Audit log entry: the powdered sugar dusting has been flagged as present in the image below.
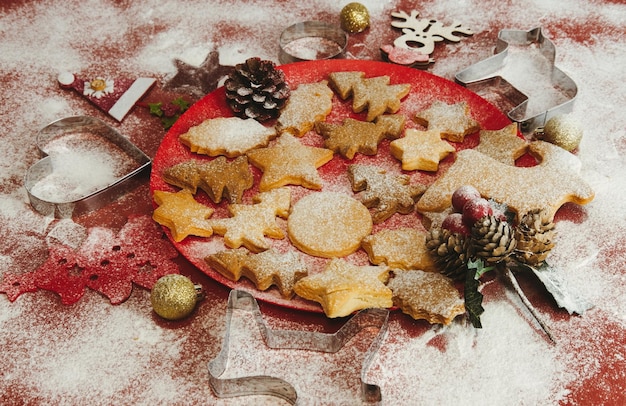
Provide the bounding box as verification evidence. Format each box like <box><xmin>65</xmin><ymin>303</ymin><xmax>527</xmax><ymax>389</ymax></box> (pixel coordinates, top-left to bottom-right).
<box><xmin>1</xmin><ymin>0</ymin><xmax>626</xmax><ymax>404</ymax></box>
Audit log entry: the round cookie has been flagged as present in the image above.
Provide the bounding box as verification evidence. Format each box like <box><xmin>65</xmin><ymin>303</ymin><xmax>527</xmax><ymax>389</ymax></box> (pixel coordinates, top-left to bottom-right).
<box><xmin>287</xmin><ymin>192</ymin><xmax>372</xmax><ymax>258</ymax></box>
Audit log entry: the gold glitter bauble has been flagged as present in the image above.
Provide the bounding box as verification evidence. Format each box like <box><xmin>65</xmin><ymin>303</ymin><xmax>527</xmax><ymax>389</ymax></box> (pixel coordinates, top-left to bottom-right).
<box><xmin>151</xmin><ymin>274</ymin><xmax>199</xmax><ymax>320</ymax></box>
<box><xmin>542</xmin><ymin>114</ymin><xmax>583</xmax><ymax>152</ymax></box>
<box><xmin>340</xmin><ymin>2</ymin><xmax>370</xmax><ymax>33</ymax></box>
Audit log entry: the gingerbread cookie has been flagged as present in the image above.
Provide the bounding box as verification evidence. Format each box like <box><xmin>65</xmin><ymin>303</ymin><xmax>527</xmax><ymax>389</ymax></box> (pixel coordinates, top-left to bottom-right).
<box><xmin>348</xmin><ymin>164</ymin><xmax>425</xmax><ymax>223</ymax></box>
<box><xmin>179</xmin><ymin>116</ymin><xmax>276</xmax><ymax>157</ymax></box>
<box><xmin>206</xmin><ymin>248</ymin><xmax>308</xmax><ymax>298</ymax></box>
<box><xmin>390</xmin><ymin>128</ymin><xmax>456</xmax><ymax>172</ymax></box>
<box><xmin>276</xmin><ymin>81</ymin><xmax>334</xmax><ymax>136</ymax></box>
<box><xmin>387</xmin><ymin>270</ymin><xmax>465</xmax><ymax>325</ymax></box>
<box><xmin>287</xmin><ymin>192</ymin><xmax>372</xmax><ymax>258</ymax></box>
<box><xmin>152</xmin><ymin>189</ymin><xmax>214</xmax><ymax>242</ymax></box>
<box><xmin>293</xmin><ymin>258</ymin><xmax>392</xmax><ymax>318</ymax></box>
<box><xmin>328</xmin><ymin>71</ymin><xmax>411</xmax><ymax>121</ymax></box>
<box><xmin>246</xmin><ymin>133</ymin><xmax>334</xmax><ymax>191</ymax></box>
<box><xmin>361</xmin><ymin>228</ymin><xmax>436</xmax><ymax>271</ymax></box>
<box><xmin>415</xmin><ymin>101</ymin><xmax>480</xmax><ymax>143</ymax></box>
<box><xmin>315</xmin><ymin>114</ymin><xmax>405</xmax><ymax>159</ymax></box>
<box><xmin>210</xmin><ymin>187</ymin><xmax>291</xmax><ymax>252</ymax></box>
<box><xmin>162</xmin><ymin>155</ymin><xmax>253</xmax><ymax>203</ymax></box>
<box><xmin>475</xmin><ymin>122</ymin><xmax>527</xmax><ymax>165</ymax></box>
<box><xmin>416</xmin><ymin>141</ymin><xmax>595</xmax><ymax>220</ymax></box>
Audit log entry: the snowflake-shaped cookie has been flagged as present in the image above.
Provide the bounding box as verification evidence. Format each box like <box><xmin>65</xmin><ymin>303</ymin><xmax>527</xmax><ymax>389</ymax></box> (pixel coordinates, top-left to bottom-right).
<box><xmin>415</xmin><ymin>101</ymin><xmax>480</xmax><ymax>142</ymax></box>
<box><xmin>347</xmin><ymin>164</ymin><xmax>425</xmax><ymax>223</ymax></box>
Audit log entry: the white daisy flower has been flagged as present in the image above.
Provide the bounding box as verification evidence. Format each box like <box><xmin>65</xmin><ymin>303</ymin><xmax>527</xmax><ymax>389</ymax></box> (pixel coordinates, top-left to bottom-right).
<box><xmin>83</xmin><ymin>77</ymin><xmax>114</xmax><ymax>99</ymax></box>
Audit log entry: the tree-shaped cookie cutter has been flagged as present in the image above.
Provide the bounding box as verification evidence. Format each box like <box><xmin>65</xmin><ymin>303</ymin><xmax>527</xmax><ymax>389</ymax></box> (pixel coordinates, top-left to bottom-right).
<box><xmin>208</xmin><ymin>289</ymin><xmax>389</xmax><ymax>404</ymax></box>
<box><xmin>455</xmin><ymin>27</ymin><xmax>578</xmax><ymax>135</ymax></box>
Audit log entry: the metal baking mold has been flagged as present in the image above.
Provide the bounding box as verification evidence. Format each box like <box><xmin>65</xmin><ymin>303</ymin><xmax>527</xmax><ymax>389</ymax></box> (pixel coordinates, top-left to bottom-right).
<box><xmin>455</xmin><ymin>27</ymin><xmax>578</xmax><ymax>135</ymax></box>
<box><xmin>24</xmin><ymin>116</ymin><xmax>151</xmax><ymax>218</ymax></box>
<box><xmin>208</xmin><ymin>289</ymin><xmax>389</xmax><ymax>404</ymax></box>
<box><xmin>279</xmin><ymin>21</ymin><xmax>348</xmax><ymax>64</ymax></box>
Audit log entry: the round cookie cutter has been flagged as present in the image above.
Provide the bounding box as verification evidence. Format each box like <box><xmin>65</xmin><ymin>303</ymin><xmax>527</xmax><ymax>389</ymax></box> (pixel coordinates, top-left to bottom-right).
<box><xmin>24</xmin><ymin>116</ymin><xmax>151</xmax><ymax>218</ymax></box>
<box><xmin>279</xmin><ymin>21</ymin><xmax>348</xmax><ymax>64</ymax></box>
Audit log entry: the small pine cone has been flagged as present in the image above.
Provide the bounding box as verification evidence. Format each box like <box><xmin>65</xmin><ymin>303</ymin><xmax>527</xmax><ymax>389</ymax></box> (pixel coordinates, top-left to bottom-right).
<box><xmin>514</xmin><ymin>209</ymin><xmax>557</xmax><ymax>266</ymax></box>
<box><xmin>224</xmin><ymin>57</ymin><xmax>290</xmax><ymax>121</ymax></box>
<box><xmin>471</xmin><ymin>215</ymin><xmax>517</xmax><ymax>264</ymax></box>
<box><xmin>425</xmin><ymin>228</ymin><xmax>471</xmax><ymax>281</ymax></box>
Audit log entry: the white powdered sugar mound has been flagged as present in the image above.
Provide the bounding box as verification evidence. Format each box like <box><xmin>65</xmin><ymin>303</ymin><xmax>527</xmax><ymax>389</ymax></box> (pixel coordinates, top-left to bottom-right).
<box><xmin>1</xmin><ymin>0</ymin><xmax>625</xmax><ymax>404</ymax></box>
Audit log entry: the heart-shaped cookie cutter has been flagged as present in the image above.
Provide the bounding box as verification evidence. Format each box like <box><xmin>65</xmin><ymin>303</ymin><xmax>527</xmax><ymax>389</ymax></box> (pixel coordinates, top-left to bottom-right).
<box><xmin>24</xmin><ymin>116</ymin><xmax>151</xmax><ymax>218</ymax></box>
<box><xmin>208</xmin><ymin>289</ymin><xmax>389</xmax><ymax>404</ymax></box>
<box><xmin>455</xmin><ymin>27</ymin><xmax>578</xmax><ymax>135</ymax></box>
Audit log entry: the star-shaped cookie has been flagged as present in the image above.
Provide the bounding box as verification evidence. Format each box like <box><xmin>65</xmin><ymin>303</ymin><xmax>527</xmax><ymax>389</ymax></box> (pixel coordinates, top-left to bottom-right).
<box><xmin>389</xmin><ymin>129</ymin><xmax>455</xmax><ymax>171</ymax></box>
<box><xmin>164</xmin><ymin>50</ymin><xmax>234</xmax><ymax>97</ymax></box>
<box><xmin>387</xmin><ymin>270</ymin><xmax>465</xmax><ymax>325</ymax></box>
<box><xmin>206</xmin><ymin>248</ymin><xmax>308</xmax><ymax>298</ymax></box>
<box><xmin>316</xmin><ymin>114</ymin><xmax>405</xmax><ymax>159</ymax></box>
<box><xmin>179</xmin><ymin>116</ymin><xmax>277</xmax><ymax>158</ymax></box>
<box><xmin>361</xmin><ymin>227</ymin><xmax>436</xmax><ymax>271</ymax></box>
<box><xmin>347</xmin><ymin>164</ymin><xmax>425</xmax><ymax>223</ymax></box>
<box><xmin>152</xmin><ymin>189</ymin><xmax>214</xmax><ymax>242</ymax></box>
<box><xmin>475</xmin><ymin>122</ymin><xmax>528</xmax><ymax>165</ymax></box>
<box><xmin>210</xmin><ymin>188</ymin><xmax>291</xmax><ymax>252</ymax></box>
<box><xmin>162</xmin><ymin>155</ymin><xmax>254</xmax><ymax>203</ymax></box>
<box><xmin>246</xmin><ymin>134</ymin><xmax>334</xmax><ymax>191</ymax></box>
<box><xmin>328</xmin><ymin>71</ymin><xmax>411</xmax><ymax>121</ymax></box>
<box><xmin>415</xmin><ymin>101</ymin><xmax>480</xmax><ymax>142</ymax></box>
<box><xmin>294</xmin><ymin>258</ymin><xmax>392</xmax><ymax>318</ymax></box>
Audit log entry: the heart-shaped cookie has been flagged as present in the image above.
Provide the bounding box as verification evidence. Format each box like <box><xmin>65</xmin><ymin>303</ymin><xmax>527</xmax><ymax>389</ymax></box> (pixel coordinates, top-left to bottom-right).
<box><xmin>24</xmin><ymin>116</ymin><xmax>151</xmax><ymax>218</ymax></box>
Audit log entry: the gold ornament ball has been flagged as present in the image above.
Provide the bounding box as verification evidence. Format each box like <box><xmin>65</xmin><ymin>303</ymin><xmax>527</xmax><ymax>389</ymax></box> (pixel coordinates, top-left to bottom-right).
<box><xmin>542</xmin><ymin>114</ymin><xmax>583</xmax><ymax>152</ymax></box>
<box><xmin>340</xmin><ymin>2</ymin><xmax>370</xmax><ymax>33</ymax></box>
<box><xmin>151</xmin><ymin>274</ymin><xmax>199</xmax><ymax>320</ymax></box>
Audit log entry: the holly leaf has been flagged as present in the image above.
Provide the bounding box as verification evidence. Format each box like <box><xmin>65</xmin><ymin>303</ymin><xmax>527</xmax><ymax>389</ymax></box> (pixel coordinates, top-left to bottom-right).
<box><xmin>464</xmin><ymin>265</ymin><xmax>484</xmax><ymax>328</ymax></box>
<box><xmin>148</xmin><ymin>102</ymin><xmax>164</xmax><ymax>117</ymax></box>
<box><xmin>172</xmin><ymin>97</ymin><xmax>190</xmax><ymax>112</ymax></box>
<box><xmin>161</xmin><ymin>116</ymin><xmax>179</xmax><ymax>130</ymax></box>
<box><xmin>514</xmin><ymin>260</ymin><xmax>594</xmax><ymax>315</ymax></box>
<box><xmin>468</xmin><ymin>257</ymin><xmax>494</xmax><ymax>279</ymax></box>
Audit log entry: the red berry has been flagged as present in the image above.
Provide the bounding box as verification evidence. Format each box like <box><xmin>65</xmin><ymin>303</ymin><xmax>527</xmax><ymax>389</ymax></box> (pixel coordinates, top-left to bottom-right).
<box><xmin>441</xmin><ymin>212</ymin><xmax>470</xmax><ymax>235</ymax></box>
<box><xmin>451</xmin><ymin>185</ymin><xmax>481</xmax><ymax>212</ymax></box>
<box><xmin>462</xmin><ymin>198</ymin><xmax>493</xmax><ymax>227</ymax></box>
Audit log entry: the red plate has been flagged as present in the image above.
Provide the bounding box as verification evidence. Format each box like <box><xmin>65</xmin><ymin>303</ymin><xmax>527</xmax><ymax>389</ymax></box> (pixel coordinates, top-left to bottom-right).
<box><xmin>150</xmin><ymin>59</ymin><xmax>512</xmax><ymax>312</ymax></box>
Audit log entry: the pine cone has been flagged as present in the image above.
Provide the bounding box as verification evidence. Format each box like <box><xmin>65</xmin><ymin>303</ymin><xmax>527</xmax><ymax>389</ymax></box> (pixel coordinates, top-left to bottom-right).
<box><xmin>426</xmin><ymin>228</ymin><xmax>471</xmax><ymax>281</ymax></box>
<box><xmin>514</xmin><ymin>209</ymin><xmax>557</xmax><ymax>266</ymax></box>
<box><xmin>224</xmin><ymin>57</ymin><xmax>290</xmax><ymax>122</ymax></box>
<box><xmin>470</xmin><ymin>215</ymin><xmax>516</xmax><ymax>264</ymax></box>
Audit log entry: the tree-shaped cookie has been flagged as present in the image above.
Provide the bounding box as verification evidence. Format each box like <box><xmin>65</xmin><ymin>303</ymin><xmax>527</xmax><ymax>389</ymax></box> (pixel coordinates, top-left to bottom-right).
<box><xmin>152</xmin><ymin>189</ymin><xmax>214</xmax><ymax>242</ymax></box>
<box><xmin>293</xmin><ymin>258</ymin><xmax>392</xmax><ymax>318</ymax></box>
<box><xmin>206</xmin><ymin>248</ymin><xmax>308</xmax><ymax>298</ymax></box>
<box><xmin>347</xmin><ymin>164</ymin><xmax>425</xmax><ymax>223</ymax></box>
<box><xmin>328</xmin><ymin>71</ymin><xmax>411</xmax><ymax>121</ymax></box>
<box><xmin>162</xmin><ymin>155</ymin><xmax>254</xmax><ymax>203</ymax></box>
<box><xmin>415</xmin><ymin>101</ymin><xmax>480</xmax><ymax>142</ymax></box>
<box><xmin>361</xmin><ymin>227</ymin><xmax>436</xmax><ymax>271</ymax></box>
<box><xmin>316</xmin><ymin>114</ymin><xmax>405</xmax><ymax>159</ymax></box>
<box><xmin>389</xmin><ymin>128</ymin><xmax>455</xmax><ymax>171</ymax></box>
<box><xmin>246</xmin><ymin>133</ymin><xmax>333</xmax><ymax>191</ymax></box>
<box><xmin>210</xmin><ymin>187</ymin><xmax>291</xmax><ymax>252</ymax></box>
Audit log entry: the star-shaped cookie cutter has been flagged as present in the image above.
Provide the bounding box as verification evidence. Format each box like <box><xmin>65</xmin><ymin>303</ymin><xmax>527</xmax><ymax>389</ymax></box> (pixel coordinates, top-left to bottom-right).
<box><xmin>208</xmin><ymin>289</ymin><xmax>389</xmax><ymax>404</ymax></box>
<box><xmin>455</xmin><ymin>27</ymin><xmax>577</xmax><ymax>135</ymax></box>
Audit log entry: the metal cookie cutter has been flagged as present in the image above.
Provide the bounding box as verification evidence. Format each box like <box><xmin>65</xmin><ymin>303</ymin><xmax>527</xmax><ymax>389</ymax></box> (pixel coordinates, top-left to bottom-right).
<box><xmin>455</xmin><ymin>27</ymin><xmax>578</xmax><ymax>135</ymax></box>
<box><xmin>279</xmin><ymin>21</ymin><xmax>348</xmax><ymax>64</ymax></box>
<box><xmin>24</xmin><ymin>116</ymin><xmax>151</xmax><ymax>218</ymax></box>
<box><xmin>208</xmin><ymin>290</ymin><xmax>389</xmax><ymax>404</ymax></box>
